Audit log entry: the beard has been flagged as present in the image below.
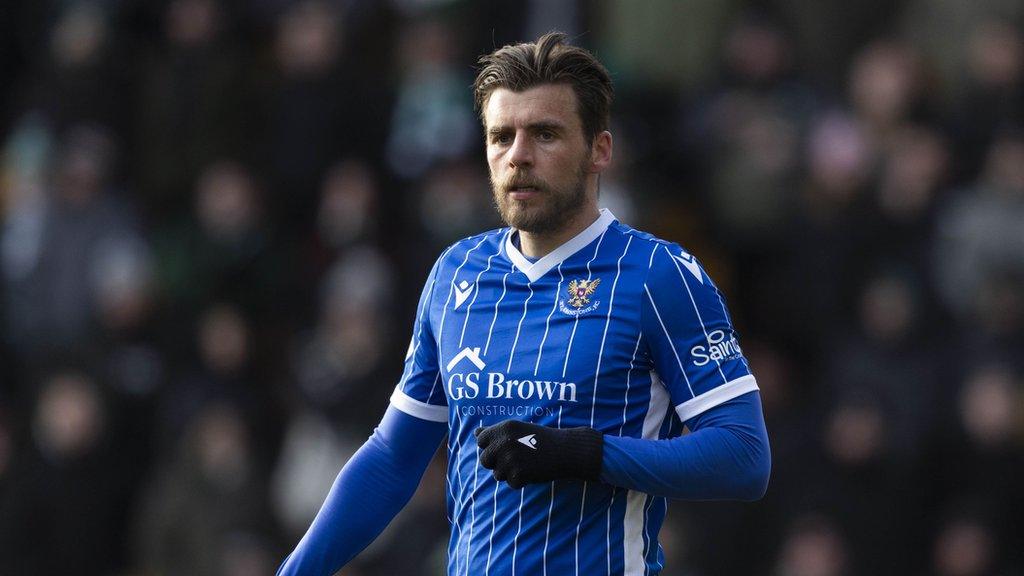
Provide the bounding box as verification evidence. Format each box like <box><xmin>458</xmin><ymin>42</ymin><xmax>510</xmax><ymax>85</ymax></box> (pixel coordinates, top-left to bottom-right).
<box><xmin>490</xmin><ymin>156</ymin><xmax>589</xmax><ymax>234</ymax></box>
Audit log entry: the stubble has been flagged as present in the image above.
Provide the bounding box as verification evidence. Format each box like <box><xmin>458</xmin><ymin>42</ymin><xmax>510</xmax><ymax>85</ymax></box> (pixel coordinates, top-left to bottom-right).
<box><xmin>491</xmin><ymin>155</ymin><xmax>590</xmax><ymax>234</ymax></box>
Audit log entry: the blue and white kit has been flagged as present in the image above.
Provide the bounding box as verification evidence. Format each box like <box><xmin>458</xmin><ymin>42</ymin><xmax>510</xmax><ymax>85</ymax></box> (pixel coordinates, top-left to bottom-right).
<box><xmin>394</xmin><ymin>209</ymin><xmax>759</xmax><ymax>575</ymax></box>
<box><xmin>277</xmin><ymin>209</ymin><xmax>769</xmax><ymax>576</ymax></box>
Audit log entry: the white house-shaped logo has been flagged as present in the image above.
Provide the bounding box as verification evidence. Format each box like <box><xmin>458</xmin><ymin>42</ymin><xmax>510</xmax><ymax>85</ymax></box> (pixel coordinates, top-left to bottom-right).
<box><xmin>446</xmin><ymin>347</ymin><xmax>486</xmax><ymax>372</ymax></box>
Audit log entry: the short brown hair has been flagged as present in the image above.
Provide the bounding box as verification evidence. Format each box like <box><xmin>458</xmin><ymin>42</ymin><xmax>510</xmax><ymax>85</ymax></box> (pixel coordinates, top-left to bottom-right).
<box><xmin>473</xmin><ymin>32</ymin><xmax>614</xmax><ymax>143</ymax></box>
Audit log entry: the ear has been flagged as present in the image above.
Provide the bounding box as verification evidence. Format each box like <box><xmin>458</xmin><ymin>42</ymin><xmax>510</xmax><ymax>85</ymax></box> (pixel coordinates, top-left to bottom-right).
<box><xmin>588</xmin><ymin>131</ymin><xmax>613</xmax><ymax>173</ymax></box>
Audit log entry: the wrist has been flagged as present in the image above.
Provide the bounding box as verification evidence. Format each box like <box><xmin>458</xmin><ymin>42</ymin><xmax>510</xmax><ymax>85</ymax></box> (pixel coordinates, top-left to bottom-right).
<box><xmin>558</xmin><ymin>426</ymin><xmax>603</xmax><ymax>481</ymax></box>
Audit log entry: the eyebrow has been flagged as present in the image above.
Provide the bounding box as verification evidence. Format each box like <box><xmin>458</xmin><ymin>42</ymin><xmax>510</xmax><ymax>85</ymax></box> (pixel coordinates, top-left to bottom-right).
<box><xmin>487</xmin><ymin>121</ymin><xmax>567</xmax><ymax>137</ymax></box>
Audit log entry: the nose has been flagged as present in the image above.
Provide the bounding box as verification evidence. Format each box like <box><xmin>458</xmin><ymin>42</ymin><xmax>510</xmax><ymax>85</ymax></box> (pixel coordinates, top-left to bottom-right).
<box><xmin>508</xmin><ymin>131</ymin><xmax>533</xmax><ymax>168</ymax></box>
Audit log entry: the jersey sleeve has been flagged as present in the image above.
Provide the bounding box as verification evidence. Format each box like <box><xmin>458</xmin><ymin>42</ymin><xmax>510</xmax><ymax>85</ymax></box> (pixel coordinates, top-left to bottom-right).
<box><xmin>640</xmin><ymin>244</ymin><xmax>758</xmax><ymax>423</ymax></box>
<box><xmin>389</xmin><ymin>254</ymin><xmax>449</xmax><ymax>422</ymax></box>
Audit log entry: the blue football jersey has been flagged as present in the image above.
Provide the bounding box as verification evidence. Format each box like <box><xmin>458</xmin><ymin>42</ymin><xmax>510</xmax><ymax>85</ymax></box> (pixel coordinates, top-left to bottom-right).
<box><xmin>390</xmin><ymin>209</ymin><xmax>758</xmax><ymax>576</ymax></box>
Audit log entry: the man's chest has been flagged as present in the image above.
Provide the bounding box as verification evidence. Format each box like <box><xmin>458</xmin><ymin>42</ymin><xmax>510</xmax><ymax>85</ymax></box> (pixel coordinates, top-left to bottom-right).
<box><xmin>431</xmin><ymin>270</ymin><xmax>648</xmax><ymax>421</ymax></box>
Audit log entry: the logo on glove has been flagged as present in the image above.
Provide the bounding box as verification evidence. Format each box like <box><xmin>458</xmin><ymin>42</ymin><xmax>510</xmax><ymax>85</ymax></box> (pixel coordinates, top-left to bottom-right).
<box><xmin>518</xmin><ymin>434</ymin><xmax>538</xmax><ymax>449</ymax></box>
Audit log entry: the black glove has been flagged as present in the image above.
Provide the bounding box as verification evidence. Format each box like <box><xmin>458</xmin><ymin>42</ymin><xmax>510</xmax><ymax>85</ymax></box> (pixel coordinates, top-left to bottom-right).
<box><xmin>474</xmin><ymin>420</ymin><xmax>604</xmax><ymax>489</ymax></box>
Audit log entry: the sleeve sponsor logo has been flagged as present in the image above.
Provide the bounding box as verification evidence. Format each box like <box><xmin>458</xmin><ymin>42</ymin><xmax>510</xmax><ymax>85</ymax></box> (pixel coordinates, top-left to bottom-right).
<box><xmin>690</xmin><ymin>329</ymin><xmax>742</xmax><ymax>367</ymax></box>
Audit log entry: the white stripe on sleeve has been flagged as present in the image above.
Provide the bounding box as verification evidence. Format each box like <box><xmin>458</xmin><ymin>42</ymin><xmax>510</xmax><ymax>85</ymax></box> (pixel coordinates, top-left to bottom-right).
<box><xmin>673</xmin><ymin>374</ymin><xmax>759</xmax><ymax>422</ymax></box>
<box><xmin>389</xmin><ymin>387</ymin><xmax>448</xmax><ymax>422</ymax></box>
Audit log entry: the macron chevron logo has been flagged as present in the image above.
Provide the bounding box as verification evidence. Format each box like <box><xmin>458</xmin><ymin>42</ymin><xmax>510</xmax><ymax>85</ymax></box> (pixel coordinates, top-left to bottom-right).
<box><xmin>446</xmin><ymin>347</ymin><xmax>486</xmax><ymax>372</ymax></box>
<box><xmin>518</xmin><ymin>434</ymin><xmax>538</xmax><ymax>449</ymax></box>
<box><xmin>672</xmin><ymin>250</ymin><xmax>704</xmax><ymax>284</ymax></box>
<box><xmin>454</xmin><ymin>280</ymin><xmax>475</xmax><ymax>310</ymax></box>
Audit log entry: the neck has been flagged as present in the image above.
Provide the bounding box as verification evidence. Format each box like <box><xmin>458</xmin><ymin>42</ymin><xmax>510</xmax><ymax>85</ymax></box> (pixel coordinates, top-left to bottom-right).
<box><xmin>518</xmin><ymin>205</ymin><xmax>601</xmax><ymax>259</ymax></box>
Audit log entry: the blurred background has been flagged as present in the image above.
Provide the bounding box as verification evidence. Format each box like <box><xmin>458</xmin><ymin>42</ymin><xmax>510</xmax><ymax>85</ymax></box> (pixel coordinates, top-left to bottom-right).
<box><xmin>1</xmin><ymin>0</ymin><xmax>1023</xmax><ymax>574</ymax></box>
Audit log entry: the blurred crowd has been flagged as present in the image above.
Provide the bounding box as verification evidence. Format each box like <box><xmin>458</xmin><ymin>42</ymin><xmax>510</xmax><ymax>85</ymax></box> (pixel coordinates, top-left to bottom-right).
<box><xmin>1</xmin><ymin>1</ymin><xmax>1023</xmax><ymax>575</ymax></box>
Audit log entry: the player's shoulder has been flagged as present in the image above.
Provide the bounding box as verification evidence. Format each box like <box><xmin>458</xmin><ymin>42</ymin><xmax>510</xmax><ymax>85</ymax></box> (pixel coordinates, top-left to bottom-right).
<box><xmin>608</xmin><ymin>220</ymin><xmax>693</xmax><ymax>262</ymax></box>
<box><xmin>609</xmin><ymin>221</ymin><xmax>710</xmax><ymax>286</ymax></box>
<box><xmin>434</xmin><ymin>227</ymin><xmax>509</xmax><ymax>270</ymax></box>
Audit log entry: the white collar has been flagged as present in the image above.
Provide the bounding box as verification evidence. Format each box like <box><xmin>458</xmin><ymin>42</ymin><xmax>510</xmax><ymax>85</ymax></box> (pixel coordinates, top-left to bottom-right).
<box><xmin>505</xmin><ymin>208</ymin><xmax>616</xmax><ymax>283</ymax></box>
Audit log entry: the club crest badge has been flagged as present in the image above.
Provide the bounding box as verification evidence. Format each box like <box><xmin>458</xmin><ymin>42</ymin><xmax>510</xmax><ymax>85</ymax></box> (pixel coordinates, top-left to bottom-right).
<box><xmin>560</xmin><ymin>278</ymin><xmax>601</xmax><ymax>316</ymax></box>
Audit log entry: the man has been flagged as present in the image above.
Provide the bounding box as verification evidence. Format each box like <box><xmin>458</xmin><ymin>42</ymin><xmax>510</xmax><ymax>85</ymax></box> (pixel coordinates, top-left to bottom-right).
<box><xmin>277</xmin><ymin>32</ymin><xmax>770</xmax><ymax>576</ymax></box>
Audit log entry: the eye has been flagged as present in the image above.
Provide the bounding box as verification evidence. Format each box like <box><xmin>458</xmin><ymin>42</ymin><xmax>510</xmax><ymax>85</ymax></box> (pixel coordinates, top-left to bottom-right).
<box><xmin>538</xmin><ymin>130</ymin><xmax>555</xmax><ymax>141</ymax></box>
<box><xmin>492</xmin><ymin>132</ymin><xmax>512</xmax><ymax>145</ymax></box>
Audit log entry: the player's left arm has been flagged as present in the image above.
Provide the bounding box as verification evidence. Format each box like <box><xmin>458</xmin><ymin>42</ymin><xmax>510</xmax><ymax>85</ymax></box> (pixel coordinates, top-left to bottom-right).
<box><xmin>475</xmin><ymin>393</ymin><xmax>769</xmax><ymax>500</ymax></box>
<box><xmin>599</xmin><ymin>390</ymin><xmax>769</xmax><ymax>500</ymax></box>
<box><xmin>603</xmin><ymin>244</ymin><xmax>769</xmax><ymax>499</ymax></box>
<box><xmin>476</xmin><ymin>243</ymin><xmax>770</xmax><ymax>499</ymax></box>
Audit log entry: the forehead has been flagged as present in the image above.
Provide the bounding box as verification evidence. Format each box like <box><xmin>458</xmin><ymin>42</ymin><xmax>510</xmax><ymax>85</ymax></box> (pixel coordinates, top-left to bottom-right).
<box><xmin>482</xmin><ymin>84</ymin><xmax>582</xmax><ymax>131</ymax></box>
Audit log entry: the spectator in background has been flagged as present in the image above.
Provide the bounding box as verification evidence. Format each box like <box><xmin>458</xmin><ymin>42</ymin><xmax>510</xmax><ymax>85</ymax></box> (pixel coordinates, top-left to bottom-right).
<box><xmin>156</xmin><ymin>302</ymin><xmax>280</xmax><ymax>457</ymax></box>
<box><xmin>813</xmin><ymin>393</ymin><xmax>907</xmax><ymax>573</ymax></box>
<box><xmin>91</xmin><ymin>234</ymin><xmax>157</xmax><ymax>351</ymax></box>
<box><xmin>597</xmin><ymin>0</ymin><xmax>735</xmax><ymax>90</ymax></box>
<box><xmin>414</xmin><ymin>160</ymin><xmax>497</xmax><ymax>259</ymax></box>
<box><xmin>949</xmin><ymin>21</ymin><xmax>1024</xmax><ymax>180</ymax></box>
<box><xmin>758</xmin><ymin>265</ymin><xmax>946</xmax><ymax>571</ymax></box>
<box><xmin>766</xmin><ymin>110</ymin><xmax>875</xmax><ymax>347</ymax></box>
<box><xmin>88</xmin><ymin>232</ymin><xmax>166</xmax><ymax>516</ymax></box>
<box><xmin>386</xmin><ymin>18</ymin><xmax>477</xmax><ymax>180</ymax></box>
<box><xmin>925</xmin><ymin>364</ymin><xmax>1024</xmax><ymax>570</ymax></box>
<box><xmin>933</xmin><ymin>131</ymin><xmax>1024</xmax><ymax>369</ymax></box>
<box><xmin>0</xmin><ymin>371</ymin><xmax>128</xmax><ymax>576</ymax></box>
<box><xmin>969</xmin><ymin>269</ymin><xmax>1024</xmax><ymax>371</ymax></box>
<box><xmin>824</xmin><ymin>270</ymin><xmax>944</xmax><ymax>459</ymax></box>
<box><xmin>677</xmin><ymin>14</ymin><xmax>817</xmax><ymax>346</ymax></box>
<box><xmin>293</xmin><ymin>158</ymin><xmax>382</xmax><ymax>320</ymax></box>
<box><xmin>314</xmin><ymin>160</ymin><xmax>380</xmax><ymax>253</ymax></box>
<box><xmin>135</xmin><ymin>401</ymin><xmax>277</xmax><ymax>576</ymax></box>
<box><xmin>785</xmin><ymin>270</ymin><xmax>946</xmax><ymax>571</ymax></box>
<box><xmin>261</xmin><ymin>0</ymin><xmax>391</xmax><ymax>232</ymax></box>
<box><xmin>272</xmin><ymin>239</ymin><xmax>399</xmax><ymax>545</ymax></box>
<box><xmin>271</xmin><ymin>402</ymin><xmax>357</xmax><ymax>545</ymax></box>
<box><xmin>289</xmin><ymin>246</ymin><xmax>395</xmax><ymax>430</ymax></box>
<box><xmin>33</xmin><ymin>3</ymin><xmax>128</xmax><ymax>132</ymax></box>
<box><xmin>2</xmin><ymin>123</ymin><xmax>143</xmax><ymax>376</ymax></box>
<box><xmin>220</xmin><ymin>532</ymin><xmax>281</xmax><ymax>576</ymax></box>
<box><xmin>932</xmin><ymin>509</ymin><xmax>1001</xmax><ymax>576</ymax></box>
<box><xmin>90</xmin><ymin>230</ymin><xmax>164</xmax><ymax>400</ymax></box>
<box><xmin>153</xmin><ymin>159</ymin><xmax>291</xmax><ymax>335</ymax></box>
<box><xmin>135</xmin><ymin>0</ymin><xmax>251</xmax><ymax>218</ymax></box>
<box><xmin>848</xmin><ymin>40</ymin><xmax>933</xmax><ymax>144</ymax></box>
<box><xmin>867</xmin><ymin>124</ymin><xmax>950</xmax><ymax>275</ymax></box>
<box><xmin>773</xmin><ymin>514</ymin><xmax>850</xmax><ymax>576</ymax></box>
<box><xmin>681</xmin><ymin>14</ymin><xmax>812</xmax><ymax>252</ymax></box>
<box><xmin>273</xmin><ymin>246</ymin><xmax>398</xmax><ymax>546</ymax></box>
<box><xmin>1</xmin><ymin>112</ymin><xmax>53</xmax><ymax>388</ymax></box>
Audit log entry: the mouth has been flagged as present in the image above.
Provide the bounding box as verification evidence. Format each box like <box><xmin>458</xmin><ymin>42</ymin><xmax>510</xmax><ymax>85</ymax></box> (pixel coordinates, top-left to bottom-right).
<box><xmin>508</xmin><ymin>185</ymin><xmax>541</xmax><ymax>200</ymax></box>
